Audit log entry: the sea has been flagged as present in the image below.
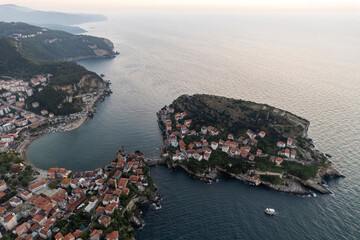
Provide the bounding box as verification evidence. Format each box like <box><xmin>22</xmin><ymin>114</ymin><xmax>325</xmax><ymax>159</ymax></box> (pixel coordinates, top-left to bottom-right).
<box><xmin>27</xmin><ymin>11</ymin><xmax>360</xmax><ymax>239</ymax></box>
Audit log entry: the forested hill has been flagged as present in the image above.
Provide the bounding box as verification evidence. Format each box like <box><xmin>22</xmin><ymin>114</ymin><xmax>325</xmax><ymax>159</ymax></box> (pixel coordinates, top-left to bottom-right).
<box><xmin>0</xmin><ymin>22</ymin><xmax>116</xmax><ymax>62</ymax></box>
<box><xmin>171</xmin><ymin>94</ymin><xmax>309</xmax><ymax>140</ymax></box>
<box><xmin>0</xmin><ymin>38</ymin><xmax>105</xmax><ymax>115</ymax></box>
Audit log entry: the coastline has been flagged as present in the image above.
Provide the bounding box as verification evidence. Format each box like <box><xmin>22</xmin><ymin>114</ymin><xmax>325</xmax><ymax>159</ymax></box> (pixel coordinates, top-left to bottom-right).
<box><xmin>18</xmin><ymin>85</ymin><xmax>109</xmax><ymax>170</ymax></box>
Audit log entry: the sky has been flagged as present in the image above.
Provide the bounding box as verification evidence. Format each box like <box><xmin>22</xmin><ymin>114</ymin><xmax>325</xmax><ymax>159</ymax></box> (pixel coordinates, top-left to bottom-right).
<box><xmin>2</xmin><ymin>0</ymin><xmax>359</xmax><ymax>12</ymax></box>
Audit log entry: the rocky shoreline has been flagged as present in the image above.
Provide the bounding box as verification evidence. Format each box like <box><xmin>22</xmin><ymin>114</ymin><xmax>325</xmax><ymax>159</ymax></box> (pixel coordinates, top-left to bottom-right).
<box><xmin>162</xmin><ymin>157</ymin><xmax>344</xmax><ymax>196</ymax></box>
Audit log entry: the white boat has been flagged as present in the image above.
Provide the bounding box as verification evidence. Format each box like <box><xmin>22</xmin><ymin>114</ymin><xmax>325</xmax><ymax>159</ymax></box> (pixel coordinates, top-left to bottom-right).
<box><xmin>265</xmin><ymin>208</ymin><xmax>276</xmax><ymax>215</ymax></box>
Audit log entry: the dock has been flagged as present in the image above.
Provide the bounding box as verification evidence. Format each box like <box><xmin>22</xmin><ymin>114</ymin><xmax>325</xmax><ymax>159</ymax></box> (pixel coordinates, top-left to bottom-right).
<box><xmin>145</xmin><ymin>158</ymin><xmax>165</xmax><ymax>166</ymax></box>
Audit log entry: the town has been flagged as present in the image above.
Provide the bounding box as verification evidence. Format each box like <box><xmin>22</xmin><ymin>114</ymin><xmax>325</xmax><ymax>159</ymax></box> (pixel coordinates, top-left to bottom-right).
<box><xmin>156</xmin><ymin>94</ymin><xmax>340</xmax><ymax>195</ymax></box>
<box><xmin>158</xmin><ymin>105</ymin><xmax>299</xmax><ymax>169</ymax></box>
<box><xmin>0</xmin><ymin>149</ymin><xmax>157</xmax><ymax>239</ymax></box>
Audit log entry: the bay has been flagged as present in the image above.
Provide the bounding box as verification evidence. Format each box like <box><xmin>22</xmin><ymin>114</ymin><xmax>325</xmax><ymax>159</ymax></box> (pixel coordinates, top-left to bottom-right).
<box><xmin>28</xmin><ymin>11</ymin><xmax>360</xmax><ymax>239</ymax></box>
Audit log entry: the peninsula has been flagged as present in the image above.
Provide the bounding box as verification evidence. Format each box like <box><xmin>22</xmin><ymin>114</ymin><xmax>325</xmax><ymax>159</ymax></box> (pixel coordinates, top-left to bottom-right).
<box><xmin>158</xmin><ymin>94</ymin><xmax>343</xmax><ymax>195</ymax></box>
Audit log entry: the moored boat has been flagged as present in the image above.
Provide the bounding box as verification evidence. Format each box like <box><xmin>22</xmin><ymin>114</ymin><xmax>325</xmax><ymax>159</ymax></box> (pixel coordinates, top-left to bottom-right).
<box><xmin>265</xmin><ymin>208</ymin><xmax>276</xmax><ymax>215</ymax></box>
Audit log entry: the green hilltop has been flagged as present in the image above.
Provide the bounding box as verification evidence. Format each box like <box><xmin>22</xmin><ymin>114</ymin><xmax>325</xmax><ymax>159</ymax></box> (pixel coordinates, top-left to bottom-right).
<box><xmin>0</xmin><ymin>22</ymin><xmax>115</xmax><ymax>63</ymax></box>
<box><xmin>0</xmin><ymin>35</ymin><xmax>106</xmax><ymax>115</ymax></box>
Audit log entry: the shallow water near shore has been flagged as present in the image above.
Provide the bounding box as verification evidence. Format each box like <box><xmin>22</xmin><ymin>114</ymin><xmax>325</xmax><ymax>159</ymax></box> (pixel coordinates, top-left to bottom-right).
<box><xmin>28</xmin><ymin>11</ymin><xmax>360</xmax><ymax>239</ymax></box>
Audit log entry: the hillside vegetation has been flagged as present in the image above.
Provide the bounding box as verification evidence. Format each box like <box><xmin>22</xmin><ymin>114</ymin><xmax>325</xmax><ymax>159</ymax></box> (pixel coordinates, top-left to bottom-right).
<box><xmin>172</xmin><ymin>94</ymin><xmax>309</xmax><ymax>140</ymax></box>
<box><xmin>0</xmin><ymin>22</ymin><xmax>115</xmax><ymax>62</ymax></box>
<box><xmin>0</xmin><ymin>38</ymin><xmax>105</xmax><ymax>115</ymax></box>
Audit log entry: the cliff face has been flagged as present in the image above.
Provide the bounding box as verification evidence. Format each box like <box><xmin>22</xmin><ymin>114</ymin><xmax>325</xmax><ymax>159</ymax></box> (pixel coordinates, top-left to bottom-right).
<box><xmin>53</xmin><ymin>74</ymin><xmax>105</xmax><ymax>95</ymax></box>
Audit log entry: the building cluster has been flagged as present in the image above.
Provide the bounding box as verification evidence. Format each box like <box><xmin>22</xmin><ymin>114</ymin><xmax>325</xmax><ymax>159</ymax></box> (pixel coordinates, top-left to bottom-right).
<box><xmin>11</xmin><ymin>29</ymin><xmax>47</xmax><ymax>40</ymax></box>
<box><xmin>158</xmin><ymin>107</ymin><xmax>297</xmax><ymax>166</ymax></box>
<box><xmin>0</xmin><ymin>109</ymin><xmax>45</xmax><ymax>152</ymax></box>
<box><xmin>0</xmin><ymin>74</ymin><xmax>53</xmax><ymax>115</ymax></box>
<box><xmin>0</xmin><ymin>151</ymin><xmax>150</xmax><ymax>240</ymax></box>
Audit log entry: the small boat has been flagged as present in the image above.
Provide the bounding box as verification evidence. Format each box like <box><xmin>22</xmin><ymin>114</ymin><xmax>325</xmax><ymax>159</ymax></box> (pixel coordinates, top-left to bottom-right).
<box><xmin>265</xmin><ymin>208</ymin><xmax>276</xmax><ymax>215</ymax></box>
<box><xmin>325</xmin><ymin>153</ymin><xmax>332</xmax><ymax>159</ymax></box>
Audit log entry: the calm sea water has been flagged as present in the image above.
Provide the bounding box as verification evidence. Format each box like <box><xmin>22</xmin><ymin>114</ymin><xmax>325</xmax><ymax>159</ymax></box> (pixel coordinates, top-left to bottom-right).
<box><xmin>28</xmin><ymin>11</ymin><xmax>360</xmax><ymax>239</ymax></box>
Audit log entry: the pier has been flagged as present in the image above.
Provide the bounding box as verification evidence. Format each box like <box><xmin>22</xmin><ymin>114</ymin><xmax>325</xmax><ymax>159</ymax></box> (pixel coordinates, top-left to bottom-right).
<box><xmin>144</xmin><ymin>158</ymin><xmax>165</xmax><ymax>166</ymax></box>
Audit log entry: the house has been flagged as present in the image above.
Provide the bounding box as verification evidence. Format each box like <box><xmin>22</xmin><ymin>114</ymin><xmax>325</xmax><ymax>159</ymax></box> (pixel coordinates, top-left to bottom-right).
<box><xmin>249</xmin><ymin>155</ymin><xmax>255</xmax><ymax>161</ymax></box>
<box><xmin>15</xmin><ymin>222</ymin><xmax>30</xmax><ymax>236</ymax></box>
<box><xmin>222</xmin><ymin>145</ymin><xmax>229</xmax><ymax>153</ymax></box>
<box><xmin>1</xmin><ymin>135</ymin><xmax>14</xmax><ymax>143</ymax></box>
<box><xmin>37</xmin><ymin>75</ymin><xmax>47</xmax><ymax>83</ymax></box>
<box><xmin>228</xmin><ymin>134</ymin><xmax>234</xmax><ymax>140</ymax></box>
<box><xmin>16</xmin><ymin>101</ymin><xmax>25</xmax><ymax>108</ymax></box>
<box><xmin>172</xmin><ymin>154</ymin><xmax>183</xmax><ymax>161</ymax></box>
<box><xmin>0</xmin><ymin>181</ymin><xmax>7</xmax><ymax>192</ymax></box>
<box><xmin>204</xmin><ymin>153</ymin><xmax>210</xmax><ymax>160</ymax></box>
<box><xmin>277</xmin><ymin>141</ymin><xmax>286</xmax><ymax>148</ymax></box>
<box><xmin>1</xmin><ymin>212</ymin><xmax>17</xmax><ymax>230</ymax></box>
<box><xmin>275</xmin><ymin>157</ymin><xmax>283</xmax><ymax>166</ymax></box>
<box><xmin>39</xmin><ymin>227</ymin><xmax>52</xmax><ymax>239</ymax></box>
<box><xmin>201</xmin><ymin>126</ymin><xmax>207</xmax><ymax>135</ymax></box>
<box><xmin>0</xmin><ymin>142</ymin><xmax>9</xmax><ymax>153</ymax></box>
<box><xmin>129</xmin><ymin>175</ymin><xmax>139</xmax><ymax>183</ymax></box>
<box><xmin>9</xmin><ymin>196</ymin><xmax>23</xmax><ymax>207</ymax></box>
<box><xmin>95</xmin><ymin>206</ymin><xmax>105</xmax><ymax>215</ymax></box>
<box><xmin>118</xmin><ymin>178</ymin><xmax>128</xmax><ymax>189</ymax></box>
<box><xmin>211</xmin><ymin>142</ymin><xmax>218</xmax><ymax>150</ymax></box>
<box><xmin>73</xmin><ymin>229</ymin><xmax>83</xmax><ymax>239</ymax></box>
<box><xmin>112</xmin><ymin>170</ymin><xmax>122</xmax><ymax>179</ymax></box>
<box><xmin>30</xmin><ymin>102</ymin><xmax>40</xmax><ymax>109</ymax></box>
<box><xmin>29</xmin><ymin>179</ymin><xmax>48</xmax><ymax>193</ymax></box>
<box><xmin>18</xmin><ymin>190</ymin><xmax>32</xmax><ymax>201</ymax></box>
<box><xmin>273</xmin><ymin>108</ymin><xmax>280</xmax><ymax>113</ymax></box>
<box><xmin>106</xmin><ymin>231</ymin><xmax>119</xmax><ymax>240</ymax></box>
<box><xmin>30</xmin><ymin>78</ymin><xmax>40</xmax><ymax>86</ymax></box>
<box><xmin>241</xmin><ymin>151</ymin><xmax>248</xmax><ymax>158</ymax></box>
<box><xmin>246</xmin><ymin>130</ymin><xmax>256</xmax><ymax>139</ymax></box>
<box><xmin>26</xmin><ymin>87</ymin><xmax>33</xmax><ymax>96</ymax></box>
<box><xmin>137</xmin><ymin>182</ymin><xmax>144</xmax><ymax>191</ymax></box>
<box><xmin>290</xmin><ymin>150</ymin><xmax>296</xmax><ymax>159</ymax></box>
<box><xmin>287</xmin><ymin>138</ymin><xmax>294</xmax><ymax>147</ymax></box>
<box><xmin>33</xmin><ymin>214</ymin><xmax>47</xmax><ymax>226</ymax></box>
<box><xmin>210</xmin><ymin>128</ymin><xmax>219</xmax><ymax>136</ymax></box>
<box><xmin>256</xmin><ymin>149</ymin><xmax>262</xmax><ymax>156</ymax></box>
<box><xmin>70</xmin><ymin>179</ymin><xmax>79</xmax><ymax>189</ymax></box>
<box><xmin>90</xmin><ymin>230</ymin><xmax>103</xmax><ymax>240</ymax></box>
<box><xmin>40</xmin><ymin>110</ymin><xmax>48</xmax><ymax>116</ymax></box>
<box><xmin>258</xmin><ymin>131</ymin><xmax>266</xmax><ymax>138</ymax></box>
<box><xmin>105</xmin><ymin>203</ymin><xmax>117</xmax><ymax>215</ymax></box>
<box><xmin>98</xmin><ymin>215</ymin><xmax>111</xmax><ymax>227</ymax></box>
<box><xmin>54</xmin><ymin>232</ymin><xmax>64</xmax><ymax>240</ymax></box>
<box><xmin>122</xmin><ymin>188</ymin><xmax>130</xmax><ymax>195</ymax></box>
<box><xmin>193</xmin><ymin>153</ymin><xmax>203</xmax><ymax>161</ymax></box>
<box><xmin>60</xmin><ymin>178</ymin><xmax>71</xmax><ymax>188</ymax></box>
<box><xmin>284</xmin><ymin>149</ymin><xmax>290</xmax><ymax>158</ymax></box>
<box><xmin>63</xmin><ymin>233</ymin><xmax>75</xmax><ymax>240</ymax></box>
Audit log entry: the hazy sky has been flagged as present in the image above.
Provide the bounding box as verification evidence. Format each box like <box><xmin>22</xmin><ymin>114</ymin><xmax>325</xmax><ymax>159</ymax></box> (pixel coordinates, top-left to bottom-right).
<box><xmin>2</xmin><ymin>0</ymin><xmax>359</xmax><ymax>12</ymax></box>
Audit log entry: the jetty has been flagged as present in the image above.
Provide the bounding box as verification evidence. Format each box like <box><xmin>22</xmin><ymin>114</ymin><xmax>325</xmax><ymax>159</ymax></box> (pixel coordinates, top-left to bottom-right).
<box><xmin>144</xmin><ymin>158</ymin><xmax>165</xmax><ymax>166</ymax></box>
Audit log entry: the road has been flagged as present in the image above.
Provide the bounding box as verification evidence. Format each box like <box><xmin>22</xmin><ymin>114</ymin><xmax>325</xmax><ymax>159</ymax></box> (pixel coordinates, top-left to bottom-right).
<box><xmin>0</xmin><ymin>99</ymin><xmax>46</xmax><ymax>121</ymax></box>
